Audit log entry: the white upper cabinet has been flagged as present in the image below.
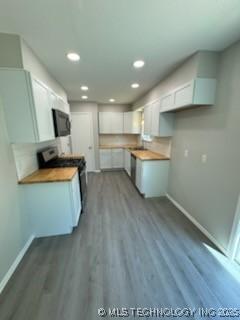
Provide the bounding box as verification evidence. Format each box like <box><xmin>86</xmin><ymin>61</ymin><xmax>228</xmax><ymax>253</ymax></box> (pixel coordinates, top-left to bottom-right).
<box><xmin>144</xmin><ymin>101</ymin><xmax>174</xmax><ymax>137</ymax></box>
<box><xmin>143</xmin><ymin>104</ymin><xmax>152</xmax><ymax>136</ymax></box>
<box><xmin>0</xmin><ymin>68</ymin><xmax>68</xmax><ymax>143</ymax></box>
<box><xmin>99</xmin><ymin>112</ymin><xmax>114</xmax><ymax>133</ymax></box>
<box><xmin>0</xmin><ymin>69</ymin><xmax>57</xmax><ymax>143</ymax></box>
<box><xmin>111</xmin><ymin>113</ymin><xmax>124</xmax><ymax>133</ymax></box>
<box><xmin>99</xmin><ymin>111</ymin><xmax>141</xmax><ymax>134</ymax></box>
<box><xmin>31</xmin><ymin>78</ymin><xmax>55</xmax><ymax>142</ymax></box>
<box><xmin>99</xmin><ymin>112</ymin><xmax>123</xmax><ymax>134</ymax></box>
<box><xmin>151</xmin><ymin>101</ymin><xmax>161</xmax><ymax>137</ymax></box>
<box><xmin>123</xmin><ymin>111</ymin><xmax>142</xmax><ymax>134</ymax></box>
<box><xmin>160</xmin><ymin>93</ymin><xmax>175</xmax><ymax>112</ymax></box>
<box><xmin>160</xmin><ymin>78</ymin><xmax>217</xmax><ymax>112</ymax></box>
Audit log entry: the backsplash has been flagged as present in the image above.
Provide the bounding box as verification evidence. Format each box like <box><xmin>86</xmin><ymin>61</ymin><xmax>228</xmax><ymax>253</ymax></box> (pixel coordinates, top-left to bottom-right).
<box><xmin>143</xmin><ymin>137</ymin><xmax>172</xmax><ymax>157</ymax></box>
<box><xmin>12</xmin><ymin>139</ymin><xmax>61</xmax><ymax>180</ymax></box>
<box><xmin>99</xmin><ymin>134</ymin><xmax>140</xmax><ymax>146</ymax></box>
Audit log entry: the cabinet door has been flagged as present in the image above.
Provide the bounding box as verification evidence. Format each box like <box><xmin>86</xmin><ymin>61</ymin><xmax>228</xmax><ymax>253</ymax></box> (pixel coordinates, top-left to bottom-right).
<box><xmin>32</xmin><ymin>79</ymin><xmax>55</xmax><ymax>141</ymax></box>
<box><xmin>112</xmin><ymin>149</ymin><xmax>124</xmax><ymax>168</ymax></box>
<box><xmin>160</xmin><ymin>93</ymin><xmax>174</xmax><ymax>112</ymax></box>
<box><xmin>124</xmin><ymin>150</ymin><xmax>131</xmax><ymax>175</ymax></box>
<box><xmin>123</xmin><ymin>112</ymin><xmax>131</xmax><ymax>133</ymax></box>
<box><xmin>99</xmin><ymin>112</ymin><xmax>112</xmax><ymax>133</ymax></box>
<box><xmin>64</xmin><ymin>102</ymin><xmax>70</xmax><ymax>114</ymax></box>
<box><xmin>57</xmin><ymin>97</ymin><xmax>67</xmax><ymax>112</ymax></box>
<box><xmin>132</xmin><ymin>111</ymin><xmax>142</xmax><ymax>134</ymax></box>
<box><xmin>100</xmin><ymin>149</ymin><xmax>112</xmax><ymax>169</ymax></box>
<box><xmin>144</xmin><ymin>105</ymin><xmax>152</xmax><ymax>135</ymax></box>
<box><xmin>174</xmin><ymin>81</ymin><xmax>194</xmax><ymax>108</ymax></box>
<box><xmin>50</xmin><ymin>92</ymin><xmax>59</xmax><ymax>110</ymax></box>
<box><xmin>70</xmin><ymin>173</ymin><xmax>81</xmax><ymax>226</ymax></box>
<box><xmin>151</xmin><ymin>101</ymin><xmax>160</xmax><ymax>137</ymax></box>
<box><xmin>111</xmin><ymin>113</ymin><xmax>123</xmax><ymax>134</ymax></box>
<box><xmin>136</xmin><ymin>159</ymin><xmax>143</xmax><ymax>193</ymax></box>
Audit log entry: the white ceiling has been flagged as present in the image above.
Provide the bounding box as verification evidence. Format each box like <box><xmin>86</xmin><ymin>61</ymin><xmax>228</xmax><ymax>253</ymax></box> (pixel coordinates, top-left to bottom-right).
<box><xmin>0</xmin><ymin>0</ymin><xmax>240</xmax><ymax>103</ymax></box>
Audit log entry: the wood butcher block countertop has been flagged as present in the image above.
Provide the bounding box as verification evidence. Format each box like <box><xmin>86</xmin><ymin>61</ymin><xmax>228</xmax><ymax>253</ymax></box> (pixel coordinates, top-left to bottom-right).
<box><xmin>19</xmin><ymin>168</ymin><xmax>78</xmax><ymax>184</ymax></box>
<box><xmin>130</xmin><ymin>150</ymin><xmax>170</xmax><ymax>161</ymax></box>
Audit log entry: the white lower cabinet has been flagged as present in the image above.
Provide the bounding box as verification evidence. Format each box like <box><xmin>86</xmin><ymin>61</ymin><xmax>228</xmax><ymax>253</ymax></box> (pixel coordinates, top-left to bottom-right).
<box><xmin>99</xmin><ymin>149</ymin><xmax>112</xmax><ymax>169</ymax></box>
<box><xmin>124</xmin><ymin>149</ymin><xmax>131</xmax><ymax>176</ymax></box>
<box><xmin>135</xmin><ymin>159</ymin><xmax>169</xmax><ymax>197</ymax></box>
<box><xmin>100</xmin><ymin>148</ymin><xmax>124</xmax><ymax>169</ymax></box>
<box><xmin>20</xmin><ymin>172</ymin><xmax>81</xmax><ymax>237</ymax></box>
<box><xmin>112</xmin><ymin>149</ymin><xmax>124</xmax><ymax>168</ymax></box>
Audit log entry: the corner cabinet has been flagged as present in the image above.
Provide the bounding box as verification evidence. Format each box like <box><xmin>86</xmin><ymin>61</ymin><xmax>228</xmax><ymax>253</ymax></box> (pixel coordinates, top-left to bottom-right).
<box><xmin>123</xmin><ymin>111</ymin><xmax>141</xmax><ymax>134</ymax></box>
<box><xmin>0</xmin><ymin>68</ymin><xmax>68</xmax><ymax>143</ymax></box>
<box><xmin>144</xmin><ymin>101</ymin><xmax>174</xmax><ymax>137</ymax></box>
<box><xmin>160</xmin><ymin>78</ymin><xmax>217</xmax><ymax>112</ymax></box>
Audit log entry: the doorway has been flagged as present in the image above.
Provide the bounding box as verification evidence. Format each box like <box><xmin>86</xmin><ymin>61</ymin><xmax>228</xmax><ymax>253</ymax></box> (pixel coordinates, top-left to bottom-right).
<box><xmin>71</xmin><ymin>112</ymin><xmax>95</xmax><ymax>172</ymax></box>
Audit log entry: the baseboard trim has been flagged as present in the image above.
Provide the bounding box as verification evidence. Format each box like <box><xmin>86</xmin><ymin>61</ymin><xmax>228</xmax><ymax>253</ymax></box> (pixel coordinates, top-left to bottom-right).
<box><xmin>166</xmin><ymin>194</ymin><xmax>227</xmax><ymax>256</ymax></box>
<box><xmin>0</xmin><ymin>234</ymin><xmax>35</xmax><ymax>295</ymax></box>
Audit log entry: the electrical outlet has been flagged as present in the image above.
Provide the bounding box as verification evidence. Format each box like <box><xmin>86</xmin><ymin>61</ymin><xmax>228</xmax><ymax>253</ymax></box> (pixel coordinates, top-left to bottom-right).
<box><xmin>201</xmin><ymin>154</ymin><xmax>207</xmax><ymax>163</ymax></box>
<box><xmin>184</xmin><ymin>149</ymin><xmax>189</xmax><ymax>158</ymax></box>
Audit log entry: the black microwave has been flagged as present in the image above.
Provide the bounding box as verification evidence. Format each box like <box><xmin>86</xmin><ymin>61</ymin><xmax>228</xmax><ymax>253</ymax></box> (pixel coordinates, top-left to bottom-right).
<box><xmin>52</xmin><ymin>109</ymin><xmax>71</xmax><ymax>137</ymax></box>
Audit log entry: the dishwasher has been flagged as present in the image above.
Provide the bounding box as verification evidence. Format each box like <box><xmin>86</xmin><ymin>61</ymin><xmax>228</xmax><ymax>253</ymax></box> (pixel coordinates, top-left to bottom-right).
<box><xmin>131</xmin><ymin>154</ymin><xmax>136</xmax><ymax>184</ymax></box>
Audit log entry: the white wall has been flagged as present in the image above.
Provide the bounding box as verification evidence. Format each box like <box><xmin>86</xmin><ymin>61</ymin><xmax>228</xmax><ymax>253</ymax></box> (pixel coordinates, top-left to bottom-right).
<box><xmin>0</xmin><ymin>99</ymin><xmax>32</xmax><ymax>285</ymax></box>
<box><xmin>21</xmin><ymin>39</ymin><xmax>67</xmax><ymax>101</ymax></box>
<box><xmin>167</xmin><ymin>42</ymin><xmax>240</xmax><ymax>252</ymax></box>
<box><xmin>0</xmin><ymin>33</ymin><xmax>23</xmax><ymax>68</ymax></box>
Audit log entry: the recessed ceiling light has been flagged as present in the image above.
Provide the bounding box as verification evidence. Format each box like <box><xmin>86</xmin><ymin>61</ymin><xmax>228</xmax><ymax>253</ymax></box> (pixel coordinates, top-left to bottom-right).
<box><xmin>133</xmin><ymin>60</ymin><xmax>145</xmax><ymax>68</ymax></box>
<box><xmin>67</xmin><ymin>52</ymin><xmax>80</xmax><ymax>62</ymax></box>
<box><xmin>109</xmin><ymin>99</ymin><xmax>115</xmax><ymax>102</ymax></box>
<box><xmin>82</xmin><ymin>95</ymin><xmax>88</xmax><ymax>100</ymax></box>
<box><xmin>131</xmin><ymin>83</ymin><xmax>140</xmax><ymax>88</ymax></box>
<box><xmin>81</xmin><ymin>86</ymin><xmax>88</xmax><ymax>91</ymax></box>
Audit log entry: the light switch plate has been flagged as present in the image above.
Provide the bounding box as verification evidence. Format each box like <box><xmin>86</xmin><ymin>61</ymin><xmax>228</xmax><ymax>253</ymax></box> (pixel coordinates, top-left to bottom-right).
<box><xmin>184</xmin><ymin>149</ymin><xmax>189</xmax><ymax>158</ymax></box>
